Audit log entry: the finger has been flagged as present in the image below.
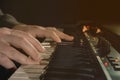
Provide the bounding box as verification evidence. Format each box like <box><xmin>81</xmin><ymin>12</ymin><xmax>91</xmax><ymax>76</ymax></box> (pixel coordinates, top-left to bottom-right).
<box><xmin>58</xmin><ymin>32</ymin><xmax>74</xmax><ymax>41</ymax></box>
<box><xmin>0</xmin><ymin>27</ymin><xmax>11</xmax><ymax>35</ymax></box>
<box><xmin>26</xmin><ymin>34</ymin><xmax>45</xmax><ymax>52</ymax></box>
<box><xmin>0</xmin><ymin>42</ymin><xmax>40</xmax><ymax>65</ymax></box>
<box><xmin>3</xmin><ymin>34</ymin><xmax>40</xmax><ymax>61</ymax></box>
<box><xmin>47</xmin><ymin>27</ymin><xmax>74</xmax><ymax>41</ymax></box>
<box><xmin>0</xmin><ymin>53</ymin><xmax>16</xmax><ymax>69</ymax></box>
<box><xmin>36</xmin><ymin>28</ymin><xmax>61</xmax><ymax>42</ymax></box>
<box><xmin>14</xmin><ymin>26</ymin><xmax>62</xmax><ymax>43</ymax></box>
<box><xmin>11</xmin><ymin>30</ymin><xmax>45</xmax><ymax>52</ymax></box>
<box><xmin>44</xmin><ymin>30</ymin><xmax>61</xmax><ymax>42</ymax></box>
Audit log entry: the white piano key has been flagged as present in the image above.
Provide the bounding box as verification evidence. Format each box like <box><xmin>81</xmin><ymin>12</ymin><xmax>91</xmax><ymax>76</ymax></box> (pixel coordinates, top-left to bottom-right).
<box><xmin>40</xmin><ymin>60</ymin><xmax>49</xmax><ymax>65</ymax></box>
<box><xmin>8</xmin><ymin>77</ymin><xmax>31</xmax><ymax>80</ymax></box>
<box><xmin>11</xmin><ymin>73</ymin><xmax>29</xmax><ymax>78</ymax></box>
<box><xmin>21</xmin><ymin>64</ymin><xmax>46</xmax><ymax>69</ymax></box>
<box><xmin>43</xmin><ymin>45</ymin><xmax>51</xmax><ymax>48</ymax></box>
<box><xmin>44</xmin><ymin>38</ymin><xmax>53</xmax><ymax>42</ymax></box>
<box><xmin>30</xmin><ymin>78</ymin><xmax>40</xmax><ymax>80</ymax></box>
<box><xmin>9</xmin><ymin>67</ymin><xmax>29</xmax><ymax>80</ymax></box>
<box><xmin>28</xmin><ymin>73</ymin><xmax>42</xmax><ymax>78</ymax></box>
<box><xmin>9</xmin><ymin>41</ymin><xmax>56</xmax><ymax>80</ymax></box>
<box><xmin>23</xmin><ymin>68</ymin><xmax>45</xmax><ymax>73</ymax></box>
<box><xmin>41</xmin><ymin>42</ymin><xmax>50</xmax><ymax>46</ymax></box>
<box><xmin>40</xmin><ymin>53</ymin><xmax>51</xmax><ymax>59</ymax></box>
<box><xmin>115</xmin><ymin>65</ymin><xmax>120</xmax><ymax>68</ymax></box>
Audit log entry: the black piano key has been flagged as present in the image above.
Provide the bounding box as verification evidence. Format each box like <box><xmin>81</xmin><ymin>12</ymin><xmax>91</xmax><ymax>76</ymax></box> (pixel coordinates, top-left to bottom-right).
<box><xmin>43</xmin><ymin>77</ymin><xmax>84</xmax><ymax>80</ymax></box>
<box><xmin>46</xmin><ymin>67</ymin><xmax>94</xmax><ymax>74</ymax></box>
<box><xmin>41</xmin><ymin>71</ymin><xmax>95</xmax><ymax>80</ymax></box>
<box><xmin>40</xmin><ymin>27</ymin><xmax>107</xmax><ymax>80</ymax></box>
<box><xmin>114</xmin><ymin>67</ymin><xmax>120</xmax><ymax>71</ymax></box>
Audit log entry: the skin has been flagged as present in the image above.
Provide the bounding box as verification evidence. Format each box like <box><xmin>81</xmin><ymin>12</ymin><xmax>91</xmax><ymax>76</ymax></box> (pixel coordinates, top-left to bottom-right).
<box><xmin>0</xmin><ymin>25</ymin><xmax>74</xmax><ymax>69</ymax></box>
<box><xmin>13</xmin><ymin>24</ymin><xmax>74</xmax><ymax>42</ymax></box>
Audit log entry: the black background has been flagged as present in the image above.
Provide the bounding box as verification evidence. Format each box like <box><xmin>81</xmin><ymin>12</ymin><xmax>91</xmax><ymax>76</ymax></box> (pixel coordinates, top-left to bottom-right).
<box><xmin>0</xmin><ymin>0</ymin><xmax>120</xmax><ymax>26</ymax></box>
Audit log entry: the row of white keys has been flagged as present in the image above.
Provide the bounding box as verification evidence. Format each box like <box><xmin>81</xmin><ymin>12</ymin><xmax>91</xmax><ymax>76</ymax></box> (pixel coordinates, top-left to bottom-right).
<box><xmin>9</xmin><ymin>40</ymin><xmax>56</xmax><ymax>80</ymax></box>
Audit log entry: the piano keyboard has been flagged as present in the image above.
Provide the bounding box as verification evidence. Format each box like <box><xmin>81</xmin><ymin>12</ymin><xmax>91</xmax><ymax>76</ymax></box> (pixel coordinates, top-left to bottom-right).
<box><xmin>9</xmin><ymin>38</ymin><xmax>56</xmax><ymax>80</ymax></box>
<box><xmin>39</xmin><ymin>37</ymin><xmax>107</xmax><ymax>80</ymax></box>
<box><xmin>9</xmin><ymin>31</ymin><xmax>107</xmax><ymax>80</ymax></box>
<box><xmin>8</xmin><ymin>27</ymin><xmax>120</xmax><ymax>80</ymax></box>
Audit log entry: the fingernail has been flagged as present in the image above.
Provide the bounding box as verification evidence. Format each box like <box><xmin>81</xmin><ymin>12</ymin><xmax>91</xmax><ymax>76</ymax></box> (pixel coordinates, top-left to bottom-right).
<box><xmin>35</xmin><ymin>56</ymin><xmax>41</xmax><ymax>61</ymax></box>
<box><xmin>41</xmin><ymin>47</ymin><xmax>46</xmax><ymax>52</ymax></box>
<box><xmin>29</xmin><ymin>56</ymin><xmax>40</xmax><ymax>62</ymax></box>
<box><xmin>70</xmin><ymin>36</ymin><xmax>74</xmax><ymax>40</ymax></box>
<box><xmin>57</xmin><ymin>39</ymin><xmax>61</xmax><ymax>43</ymax></box>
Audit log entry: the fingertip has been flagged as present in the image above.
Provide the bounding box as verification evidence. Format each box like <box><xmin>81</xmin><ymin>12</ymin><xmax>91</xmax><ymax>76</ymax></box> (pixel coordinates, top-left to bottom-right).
<box><xmin>35</xmin><ymin>55</ymin><xmax>41</xmax><ymax>61</ymax></box>
<box><xmin>53</xmin><ymin>37</ymin><xmax>61</xmax><ymax>43</ymax></box>
<box><xmin>27</xmin><ymin>57</ymin><xmax>40</xmax><ymax>64</ymax></box>
<box><xmin>70</xmin><ymin>36</ymin><xmax>74</xmax><ymax>40</ymax></box>
<box><xmin>40</xmin><ymin>46</ymin><xmax>46</xmax><ymax>52</ymax></box>
<box><xmin>65</xmin><ymin>35</ymin><xmax>74</xmax><ymax>41</ymax></box>
<box><xmin>56</xmin><ymin>39</ymin><xmax>61</xmax><ymax>43</ymax></box>
<box><xmin>52</xmin><ymin>36</ymin><xmax>61</xmax><ymax>43</ymax></box>
<box><xmin>4</xmin><ymin>64</ymin><xmax>17</xmax><ymax>70</ymax></box>
<box><xmin>30</xmin><ymin>52</ymin><xmax>41</xmax><ymax>61</ymax></box>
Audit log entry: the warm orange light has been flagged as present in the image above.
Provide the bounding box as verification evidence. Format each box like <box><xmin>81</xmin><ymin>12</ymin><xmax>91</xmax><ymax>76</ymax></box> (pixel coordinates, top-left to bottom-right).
<box><xmin>82</xmin><ymin>25</ymin><xmax>90</xmax><ymax>32</ymax></box>
<box><xmin>96</xmin><ymin>28</ymin><xmax>101</xmax><ymax>33</ymax></box>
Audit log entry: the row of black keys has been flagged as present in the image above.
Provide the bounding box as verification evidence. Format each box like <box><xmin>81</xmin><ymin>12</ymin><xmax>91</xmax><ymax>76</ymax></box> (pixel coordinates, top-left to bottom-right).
<box><xmin>40</xmin><ymin>40</ymin><xmax>107</xmax><ymax>80</ymax></box>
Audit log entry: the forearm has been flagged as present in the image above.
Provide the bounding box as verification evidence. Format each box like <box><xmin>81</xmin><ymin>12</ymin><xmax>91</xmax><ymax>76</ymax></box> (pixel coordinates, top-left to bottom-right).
<box><xmin>0</xmin><ymin>13</ymin><xmax>22</xmax><ymax>28</ymax></box>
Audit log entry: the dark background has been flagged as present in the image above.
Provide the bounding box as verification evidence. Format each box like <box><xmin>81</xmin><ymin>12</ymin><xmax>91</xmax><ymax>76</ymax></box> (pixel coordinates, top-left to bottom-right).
<box><xmin>0</xmin><ymin>0</ymin><xmax>120</xmax><ymax>26</ymax></box>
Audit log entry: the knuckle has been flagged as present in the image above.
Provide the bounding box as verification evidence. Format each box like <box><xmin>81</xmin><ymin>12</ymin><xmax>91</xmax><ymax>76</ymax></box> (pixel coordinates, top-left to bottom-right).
<box><xmin>21</xmin><ymin>31</ymin><xmax>33</xmax><ymax>39</ymax></box>
<box><xmin>20</xmin><ymin>30</ymin><xmax>29</xmax><ymax>35</ymax></box>
<box><xmin>33</xmin><ymin>25</ymin><xmax>38</xmax><ymax>28</ymax></box>
<box><xmin>48</xmin><ymin>31</ymin><xmax>56</xmax><ymax>37</ymax></box>
<box><xmin>50</xmin><ymin>30</ymin><xmax>55</xmax><ymax>34</ymax></box>
<box><xmin>23</xmin><ymin>32</ymin><xmax>31</xmax><ymax>36</ymax></box>
<box><xmin>47</xmin><ymin>27</ymin><xmax>56</xmax><ymax>30</ymax></box>
<box><xmin>2</xmin><ymin>27</ymin><xmax>10</xmax><ymax>31</ymax></box>
<box><xmin>0</xmin><ymin>28</ymin><xmax>11</xmax><ymax>34</ymax></box>
<box><xmin>52</xmin><ymin>27</ymin><xmax>57</xmax><ymax>30</ymax></box>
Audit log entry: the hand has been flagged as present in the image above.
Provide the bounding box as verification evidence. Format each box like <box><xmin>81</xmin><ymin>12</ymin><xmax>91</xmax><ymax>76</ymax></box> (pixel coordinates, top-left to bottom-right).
<box><xmin>0</xmin><ymin>28</ymin><xmax>45</xmax><ymax>69</ymax></box>
<box><xmin>13</xmin><ymin>24</ymin><xmax>74</xmax><ymax>42</ymax></box>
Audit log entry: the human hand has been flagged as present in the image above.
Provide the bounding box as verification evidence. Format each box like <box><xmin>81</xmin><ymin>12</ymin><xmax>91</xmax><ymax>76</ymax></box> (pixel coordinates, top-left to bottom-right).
<box><xmin>13</xmin><ymin>24</ymin><xmax>74</xmax><ymax>42</ymax></box>
<box><xmin>0</xmin><ymin>28</ymin><xmax>45</xmax><ymax>69</ymax></box>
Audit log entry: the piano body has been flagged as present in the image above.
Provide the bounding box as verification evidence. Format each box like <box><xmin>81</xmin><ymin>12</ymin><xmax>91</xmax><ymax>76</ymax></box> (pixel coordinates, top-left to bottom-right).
<box><xmin>8</xmin><ymin>24</ymin><xmax>120</xmax><ymax>80</ymax></box>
